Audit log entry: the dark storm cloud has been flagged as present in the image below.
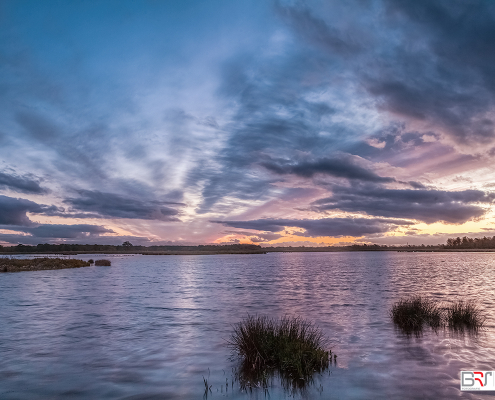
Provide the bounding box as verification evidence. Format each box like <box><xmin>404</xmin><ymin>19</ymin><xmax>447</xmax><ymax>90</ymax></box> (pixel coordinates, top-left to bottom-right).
<box><xmin>191</xmin><ymin>0</ymin><xmax>495</xmax><ymax>213</ymax></box>
<box><xmin>0</xmin><ymin>225</ymin><xmax>129</xmax><ymax>245</ymax></box>
<box><xmin>262</xmin><ymin>155</ymin><xmax>395</xmax><ymax>182</ymax></box>
<box><xmin>0</xmin><ymin>195</ymin><xmax>60</xmax><ymax>225</ymax></box>
<box><xmin>408</xmin><ymin>181</ymin><xmax>428</xmax><ymax>190</ymax></box>
<box><xmin>21</xmin><ymin>224</ymin><xmax>113</xmax><ymax>238</ymax></box>
<box><xmin>0</xmin><ymin>171</ymin><xmax>46</xmax><ymax>194</ymax></box>
<box><xmin>64</xmin><ymin>190</ymin><xmax>182</xmax><ymax>221</ymax></box>
<box><xmin>384</xmin><ymin>0</ymin><xmax>495</xmax><ymax>85</ymax></box>
<box><xmin>213</xmin><ymin>217</ymin><xmax>412</xmax><ymax>238</ymax></box>
<box><xmin>186</xmin><ymin>2</ymin><xmax>400</xmax><ymax>212</ymax></box>
<box><xmin>191</xmin><ymin>47</ymin><xmax>360</xmax><ymax>212</ymax></box>
<box><xmin>0</xmin><ymin>196</ymin><xmax>116</xmax><ymax>243</ymax></box>
<box><xmin>367</xmin><ymin>0</ymin><xmax>495</xmax><ymax>143</ymax></box>
<box><xmin>312</xmin><ymin>185</ymin><xmax>494</xmax><ymax>224</ymax></box>
<box><xmin>275</xmin><ymin>1</ymin><xmax>495</xmax><ymax>145</ymax></box>
<box><xmin>345</xmin><ymin>124</ymin><xmax>441</xmax><ymax>162</ymax></box>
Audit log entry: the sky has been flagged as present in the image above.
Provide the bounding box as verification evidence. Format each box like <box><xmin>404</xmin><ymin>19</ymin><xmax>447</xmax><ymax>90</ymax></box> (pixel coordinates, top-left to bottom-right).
<box><xmin>1</xmin><ymin>0</ymin><xmax>495</xmax><ymax>247</ymax></box>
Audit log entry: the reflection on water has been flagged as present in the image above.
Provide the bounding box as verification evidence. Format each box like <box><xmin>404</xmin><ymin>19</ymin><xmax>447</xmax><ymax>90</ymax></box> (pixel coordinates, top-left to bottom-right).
<box><xmin>232</xmin><ymin>353</ymin><xmax>338</xmax><ymax>396</ymax></box>
<box><xmin>1</xmin><ymin>252</ymin><xmax>495</xmax><ymax>399</ymax></box>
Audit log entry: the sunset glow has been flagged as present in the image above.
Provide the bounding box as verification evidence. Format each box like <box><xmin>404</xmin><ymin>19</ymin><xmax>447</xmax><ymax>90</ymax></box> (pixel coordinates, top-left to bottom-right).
<box><xmin>1</xmin><ymin>0</ymin><xmax>495</xmax><ymax>247</ymax></box>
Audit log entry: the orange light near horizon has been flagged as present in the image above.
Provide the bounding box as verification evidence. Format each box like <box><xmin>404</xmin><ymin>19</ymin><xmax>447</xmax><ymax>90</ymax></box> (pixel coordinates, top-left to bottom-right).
<box><xmin>213</xmin><ymin>234</ymin><xmax>255</xmax><ymax>245</ymax></box>
<box><xmin>266</xmin><ymin>234</ymin><xmax>359</xmax><ymax>246</ymax></box>
<box><xmin>213</xmin><ymin>232</ymin><xmax>360</xmax><ymax>246</ymax></box>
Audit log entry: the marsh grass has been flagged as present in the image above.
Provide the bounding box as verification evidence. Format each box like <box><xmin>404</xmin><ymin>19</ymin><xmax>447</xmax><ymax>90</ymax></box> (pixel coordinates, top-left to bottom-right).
<box><xmin>202</xmin><ymin>376</ymin><xmax>212</xmax><ymax>397</ymax></box>
<box><xmin>94</xmin><ymin>259</ymin><xmax>111</xmax><ymax>266</ymax></box>
<box><xmin>446</xmin><ymin>300</ymin><xmax>485</xmax><ymax>331</ymax></box>
<box><xmin>0</xmin><ymin>257</ymin><xmax>90</xmax><ymax>272</ymax></box>
<box><xmin>391</xmin><ymin>296</ymin><xmax>485</xmax><ymax>334</ymax></box>
<box><xmin>228</xmin><ymin>315</ymin><xmax>330</xmax><ymax>390</ymax></box>
<box><xmin>390</xmin><ymin>296</ymin><xmax>442</xmax><ymax>334</ymax></box>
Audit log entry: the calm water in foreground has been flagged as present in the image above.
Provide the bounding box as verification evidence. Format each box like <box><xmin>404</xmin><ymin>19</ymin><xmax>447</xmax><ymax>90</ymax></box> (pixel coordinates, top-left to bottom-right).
<box><xmin>1</xmin><ymin>252</ymin><xmax>495</xmax><ymax>399</ymax></box>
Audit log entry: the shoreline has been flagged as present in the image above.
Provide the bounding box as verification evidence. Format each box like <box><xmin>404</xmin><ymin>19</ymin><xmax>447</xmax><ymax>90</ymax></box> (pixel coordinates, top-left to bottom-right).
<box><xmin>2</xmin><ymin>248</ymin><xmax>495</xmax><ymax>257</ymax></box>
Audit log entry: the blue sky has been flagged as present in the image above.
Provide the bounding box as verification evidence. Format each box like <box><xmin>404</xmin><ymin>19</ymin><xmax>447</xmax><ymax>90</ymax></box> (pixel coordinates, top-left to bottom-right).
<box><xmin>1</xmin><ymin>0</ymin><xmax>495</xmax><ymax>246</ymax></box>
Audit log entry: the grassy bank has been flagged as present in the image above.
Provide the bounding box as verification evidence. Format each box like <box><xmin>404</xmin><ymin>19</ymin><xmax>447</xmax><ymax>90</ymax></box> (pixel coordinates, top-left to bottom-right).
<box><xmin>0</xmin><ymin>258</ymin><xmax>91</xmax><ymax>272</ymax></box>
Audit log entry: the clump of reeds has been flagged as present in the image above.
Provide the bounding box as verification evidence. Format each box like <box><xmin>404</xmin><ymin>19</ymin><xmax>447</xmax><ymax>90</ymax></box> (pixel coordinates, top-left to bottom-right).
<box><xmin>228</xmin><ymin>315</ymin><xmax>330</xmax><ymax>389</ymax></box>
<box><xmin>390</xmin><ymin>296</ymin><xmax>442</xmax><ymax>333</ymax></box>
<box><xmin>202</xmin><ymin>376</ymin><xmax>212</xmax><ymax>397</ymax></box>
<box><xmin>88</xmin><ymin>259</ymin><xmax>94</xmax><ymax>264</ymax></box>
<box><xmin>446</xmin><ymin>300</ymin><xmax>485</xmax><ymax>331</ymax></box>
<box><xmin>94</xmin><ymin>259</ymin><xmax>111</xmax><ymax>266</ymax></box>
<box><xmin>391</xmin><ymin>296</ymin><xmax>486</xmax><ymax>334</ymax></box>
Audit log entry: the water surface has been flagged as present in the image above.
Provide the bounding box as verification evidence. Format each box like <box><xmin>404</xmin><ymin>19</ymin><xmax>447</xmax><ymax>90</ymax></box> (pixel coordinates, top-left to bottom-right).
<box><xmin>1</xmin><ymin>252</ymin><xmax>494</xmax><ymax>399</ymax></box>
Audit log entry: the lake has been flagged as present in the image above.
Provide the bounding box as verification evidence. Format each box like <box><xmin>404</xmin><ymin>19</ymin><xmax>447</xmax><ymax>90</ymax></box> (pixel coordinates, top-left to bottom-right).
<box><xmin>0</xmin><ymin>252</ymin><xmax>494</xmax><ymax>399</ymax></box>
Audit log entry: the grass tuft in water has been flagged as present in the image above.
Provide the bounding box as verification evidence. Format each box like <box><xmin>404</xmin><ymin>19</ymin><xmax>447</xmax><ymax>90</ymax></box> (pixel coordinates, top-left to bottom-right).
<box><xmin>202</xmin><ymin>376</ymin><xmax>212</xmax><ymax>397</ymax></box>
<box><xmin>390</xmin><ymin>296</ymin><xmax>442</xmax><ymax>333</ymax></box>
<box><xmin>228</xmin><ymin>315</ymin><xmax>330</xmax><ymax>389</ymax></box>
<box><xmin>446</xmin><ymin>300</ymin><xmax>484</xmax><ymax>331</ymax></box>
<box><xmin>94</xmin><ymin>259</ymin><xmax>111</xmax><ymax>266</ymax></box>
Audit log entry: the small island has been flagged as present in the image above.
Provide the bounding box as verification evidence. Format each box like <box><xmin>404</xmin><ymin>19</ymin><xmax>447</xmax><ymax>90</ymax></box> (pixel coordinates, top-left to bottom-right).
<box><xmin>0</xmin><ymin>258</ymin><xmax>91</xmax><ymax>273</ymax></box>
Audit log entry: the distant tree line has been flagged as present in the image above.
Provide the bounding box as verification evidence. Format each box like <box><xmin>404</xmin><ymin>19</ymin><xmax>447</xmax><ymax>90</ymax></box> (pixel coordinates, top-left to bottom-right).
<box><xmin>2</xmin><ymin>237</ymin><xmax>494</xmax><ymax>253</ymax></box>
<box><xmin>444</xmin><ymin>236</ymin><xmax>495</xmax><ymax>249</ymax></box>
<box><xmin>347</xmin><ymin>243</ymin><xmax>439</xmax><ymax>250</ymax></box>
<box><xmin>0</xmin><ymin>242</ymin><xmax>262</xmax><ymax>253</ymax></box>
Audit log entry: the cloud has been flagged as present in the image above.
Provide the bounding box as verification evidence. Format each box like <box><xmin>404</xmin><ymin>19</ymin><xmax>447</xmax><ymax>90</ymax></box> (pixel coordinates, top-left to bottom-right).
<box><xmin>190</xmin><ymin>45</ymin><xmax>371</xmax><ymax>212</ymax></box>
<box><xmin>0</xmin><ymin>226</ymin><xmax>145</xmax><ymax>246</ymax></box>
<box><xmin>213</xmin><ymin>217</ymin><xmax>413</xmax><ymax>238</ymax></box>
<box><xmin>222</xmin><ymin>230</ymin><xmax>283</xmax><ymax>242</ymax></box>
<box><xmin>312</xmin><ymin>185</ymin><xmax>494</xmax><ymax>224</ymax></box>
<box><xmin>15</xmin><ymin>111</ymin><xmax>110</xmax><ymax>180</ymax></box>
<box><xmin>63</xmin><ymin>190</ymin><xmax>182</xmax><ymax>221</ymax></box>
<box><xmin>366</xmin><ymin>0</ymin><xmax>495</xmax><ymax>144</ymax></box>
<box><xmin>2</xmin><ymin>0</ymin><xmax>495</xmax><ymax>244</ymax></box>
<box><xmin>0</xmin><ymin>170</ymin><xmax>46</xmax><ymax>194</ymax></box>
<box><xmin>0</xmin><ymin>195</ymin><xmax>60</xmax><ymax>226</ymax></box>
<box><xmin>408</xmin><ymin>181</ymin><xmax>427</xmax><ymax>189</ymax></box>
<box><xmin>275</xmin><ymin>2</ymin><xmax>363</xmax><ymax>56</ymax></box>
<box><xmin>0</xmin><ymin>196</ymin><xmax>117</xmax><ymax>244</ymax></box>
<box><xmin>249</xmin><ymin>233</ymin><xmax>283</xmax><ymax>242</ymax></box>
<box><xmin>16</xmin><ymin>110</ymin><xmax>60</xmax><ymax>142</ymax></box>
<box><xmin>273</xmin><ymin>0</ymin><xmax>495</xmax><ymax>148</ymax></box>
<box><xmin>21</xmin><ymin>224</ymin><xmax>113</xmax><ymax>238</ymax></box>
<box><xmin>262</xmin><ymin>155</ymin><xmax>396</xmax><ymax>182</ymax></box>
